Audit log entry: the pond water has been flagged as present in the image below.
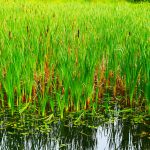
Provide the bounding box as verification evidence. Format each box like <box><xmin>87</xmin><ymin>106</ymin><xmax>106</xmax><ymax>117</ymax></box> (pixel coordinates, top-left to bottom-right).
<box><xmin>0</xmin><ymin>109</ymin><xmax>150</xmax><ymax>150</ymax></box>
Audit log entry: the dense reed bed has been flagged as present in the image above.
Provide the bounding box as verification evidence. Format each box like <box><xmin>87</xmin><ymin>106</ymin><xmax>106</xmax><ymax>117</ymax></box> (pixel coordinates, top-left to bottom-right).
<box><xmin>0</xmin><ymin>0</ymin><xmax>150</xmax><ymax>117</ymax></box>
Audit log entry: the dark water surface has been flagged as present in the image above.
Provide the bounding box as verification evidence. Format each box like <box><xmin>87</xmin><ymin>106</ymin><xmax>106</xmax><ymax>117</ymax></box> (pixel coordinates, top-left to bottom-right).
<box><xmin>0</xmin><ymin>109</ymin><xmax>150</xmax><ymax>150</ymax></box>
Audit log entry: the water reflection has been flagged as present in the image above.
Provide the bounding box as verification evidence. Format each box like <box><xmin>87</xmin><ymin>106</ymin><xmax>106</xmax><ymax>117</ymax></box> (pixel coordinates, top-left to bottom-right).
<box><xmin>0</xmin><ymin>112</ymin><xmax>150</xmax><ymax>150</ymax></box>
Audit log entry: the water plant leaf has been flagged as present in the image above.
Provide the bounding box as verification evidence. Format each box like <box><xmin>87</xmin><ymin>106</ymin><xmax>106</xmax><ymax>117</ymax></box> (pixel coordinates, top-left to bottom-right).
<box><xmin>45</xmin><ymin>113</ymin><xmax>54</xmax><ymax>122</ymax></box>
<box><xmin>74</xmin><ymin>112</ymin><xmax>84</xmax><ymax>124</ymax></box>
<box><xmin>19</xmin><ymin>103</ymin><xmax>30</xmax><ymax>114</ymax></box>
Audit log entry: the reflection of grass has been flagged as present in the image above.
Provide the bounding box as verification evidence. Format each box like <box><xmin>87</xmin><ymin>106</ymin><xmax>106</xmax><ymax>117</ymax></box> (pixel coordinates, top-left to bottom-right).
<box><xmin>0</xmin><ymin>1</ymin><xmax>149</xmax><ymax>117</ymax></box>
<box><xmin>0</xmin><ymin>107</ymin><xmax>149</xmax><ymax>150</ymax></box>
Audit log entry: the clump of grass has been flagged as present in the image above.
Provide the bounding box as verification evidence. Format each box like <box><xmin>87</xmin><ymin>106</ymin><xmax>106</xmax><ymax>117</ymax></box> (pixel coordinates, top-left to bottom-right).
<box><xmin>0</xmin><ymin>1</ymin><xmax>149</xmax><ymax>117</ymax></box>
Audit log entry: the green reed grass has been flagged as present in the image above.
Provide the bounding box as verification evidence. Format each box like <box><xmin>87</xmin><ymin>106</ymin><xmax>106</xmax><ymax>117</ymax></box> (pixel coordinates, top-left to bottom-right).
<box><xmin>0</xmin><ymin>1</ymin><xmax>149</xmax><ymax>117</ymax></box>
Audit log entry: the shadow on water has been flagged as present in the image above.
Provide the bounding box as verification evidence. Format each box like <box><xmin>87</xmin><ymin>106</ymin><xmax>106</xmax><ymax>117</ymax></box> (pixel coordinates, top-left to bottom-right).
<box><xmin>0</xmin><ymin>110</ymin><xmax>150</xmax><ymax>150</ymax></box>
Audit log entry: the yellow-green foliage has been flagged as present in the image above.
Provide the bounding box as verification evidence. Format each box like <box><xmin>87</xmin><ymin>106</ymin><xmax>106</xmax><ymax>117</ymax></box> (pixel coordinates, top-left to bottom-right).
<box><xmin>0</xmin><ymin>0</ymin><xmax>149</xmax><ymax>116</ymax></box>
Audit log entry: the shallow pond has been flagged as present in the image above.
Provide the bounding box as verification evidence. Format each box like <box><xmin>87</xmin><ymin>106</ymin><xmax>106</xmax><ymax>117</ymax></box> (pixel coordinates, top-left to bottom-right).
<box><xmin>0</xmin><ymin>108</ymin><xmax>150</xmax><ymax>150</ymax></box>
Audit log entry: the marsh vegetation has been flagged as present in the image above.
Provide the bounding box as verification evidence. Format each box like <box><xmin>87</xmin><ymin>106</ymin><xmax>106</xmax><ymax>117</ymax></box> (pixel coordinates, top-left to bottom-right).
<box><xmin>0</xmin><ymin>0</ymin><xmax>149</xmax><ymax>149</ymax></box>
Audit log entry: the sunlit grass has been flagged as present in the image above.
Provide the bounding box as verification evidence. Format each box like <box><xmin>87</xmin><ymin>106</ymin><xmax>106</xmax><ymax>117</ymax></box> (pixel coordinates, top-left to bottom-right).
<box><xmin>0</xmin><ymin>1</ymin><xmax>149</xmax><ymax>117</ymax></box>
